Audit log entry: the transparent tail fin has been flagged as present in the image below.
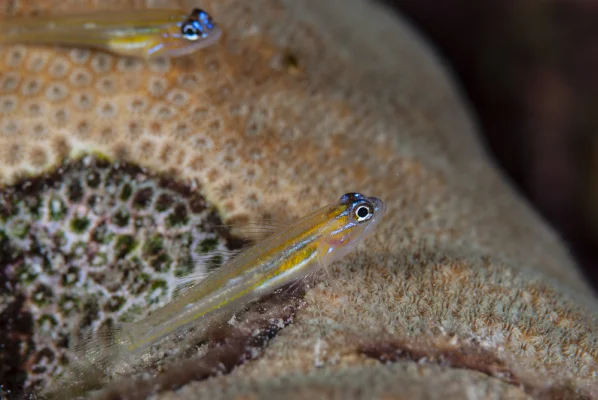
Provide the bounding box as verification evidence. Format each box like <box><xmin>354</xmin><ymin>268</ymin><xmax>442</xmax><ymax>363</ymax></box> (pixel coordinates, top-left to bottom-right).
<box><xmin>42</xmin><ymin>324</ymin><xmax>137</xmax><ymax>399</ymax></box>
<box><xmin>73</xmin><ymin>324</ymin><xmax>136</xmax><ymax>373</ymax></box>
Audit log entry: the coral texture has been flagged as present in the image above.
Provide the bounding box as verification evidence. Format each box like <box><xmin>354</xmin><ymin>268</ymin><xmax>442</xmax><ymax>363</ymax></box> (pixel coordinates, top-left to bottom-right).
<box><xmin>0</xmin><ymin>156</ymin><xmax>238</xmax><ymax>392</ymax></box>
<box><xmin>0</xmin><ymin>0</ymin><xmax>597</xmax><ymax>399</ymax></box>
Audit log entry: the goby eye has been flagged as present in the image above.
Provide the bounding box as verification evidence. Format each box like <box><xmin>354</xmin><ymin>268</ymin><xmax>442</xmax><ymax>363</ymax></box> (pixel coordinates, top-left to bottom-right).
<box><xmin>354</xmin><ymin>204</ymin><xmax>373</xmax><ymax>222</ymax></box>
<box><xmin>181</xmin><ymin>22</ymin><xmax>200</xmax><ymax>40</ymax></box>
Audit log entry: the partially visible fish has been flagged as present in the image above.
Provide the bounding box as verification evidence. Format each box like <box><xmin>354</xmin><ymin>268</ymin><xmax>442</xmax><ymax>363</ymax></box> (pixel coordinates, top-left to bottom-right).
<box><xmin>48</xmin><ymin>192</ymin><xmax>386</xmax><ymax>397</ymax></box>
<box><xmin>0</xmin><ymin>8</ymin><xmax>222</xmax><ymax>58</ymax></box>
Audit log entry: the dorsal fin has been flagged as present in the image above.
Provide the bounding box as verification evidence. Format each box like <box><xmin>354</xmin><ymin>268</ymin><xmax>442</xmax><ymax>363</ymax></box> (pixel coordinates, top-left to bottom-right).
<box><xmin>169</xmin><ymin>218</ymin><xmax>288</xmax><ymax>298</ymax></box>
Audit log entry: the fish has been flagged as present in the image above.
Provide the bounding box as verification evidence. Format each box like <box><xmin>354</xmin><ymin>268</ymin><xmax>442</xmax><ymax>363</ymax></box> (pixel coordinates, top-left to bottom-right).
<box><xmin>60</xmin><ymin>193</ymin><xmax>386</xmax><ymax>388</ymax></box>
<box><xmin>0</xmin><ymin>8</ymin><xmax>222</xmax><ymax>59</ymax></box>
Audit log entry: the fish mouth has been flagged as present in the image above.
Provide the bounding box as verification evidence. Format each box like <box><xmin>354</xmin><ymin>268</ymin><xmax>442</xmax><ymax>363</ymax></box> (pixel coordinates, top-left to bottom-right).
<box><xmin>367</xmin><ymin>196</ymin><xmax>386</xmax><ymax>215</ymax></box>
<box><xmin>200</xmin><ymin>27</ymin><xmax>223</xmax><ymax>46</ymax></box>
<box><xmin>161</xmin><ymin>27</ymin><xmax>223</xmax><ymax>58</ymax></box>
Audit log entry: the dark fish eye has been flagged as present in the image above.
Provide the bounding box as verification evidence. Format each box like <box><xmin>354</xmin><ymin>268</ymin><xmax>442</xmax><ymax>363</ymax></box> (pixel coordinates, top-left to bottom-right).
<box><xmin>354</xmin><ymin>204</ymin><xmax>373</xmax><ymax>222</ymax></box>
<box><xmin>181</xmin><ymin>8</ymin><xmax>217</xmax><ymax>40</ymax></box>
<box><xmin>181</xmin><ymin>22</ymin><xmax>200</xmax><ymax>40</ymax></box>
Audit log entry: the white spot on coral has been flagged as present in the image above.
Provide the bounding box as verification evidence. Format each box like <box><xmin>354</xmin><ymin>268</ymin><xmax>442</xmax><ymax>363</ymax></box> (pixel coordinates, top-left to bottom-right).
<box><xmin>148</xmin><ymin>57</ymin><xmax>171</xmax><ymax>73</ymax></box>
<box><xmin>20</xmin><ymin>77</ymin><xmax>43</xmax><ymax>96</ymax></box>
<box><xmin>90</xmin><ymin>53</ymin><xmax>114</xmax><ymax>74</ymax></box>
<box><xmin>25</xmin><ymin>53</ymin><xmax>48</xmax><ymax>73</ymax></box>
<box><xmin>45</xmin><ymin>83</ymin><xmax>69</xmax><ymax>101</ymax></box>
<box><xmin>48</xmin><ymin>57</ymin><xmax>71</xmax><ymax>78</ymax></box>
<box><xmin>5</xmin><ymin>46</ymin><xmax>26</xmax><ymax>67</ymax></box>
<box><xmin>0</xmin><ymin>95</ymin><xmax>17</xmax><ymax>113</ymax></box>
<box><xmin>96</xmin><ymin>76</ymin><xmax>117</xmax><ymax>94</ymax></box>
<box><xmin>69</xmin><ymin>68</ymin><xmax>93</xmax><ymax>87</ymax></box>
<box><xmin>313</xmin><ymin>338</ymin><xmax>328</xmax><ymax>368</ymax></box>
<box><xmin>1</xmin><ymin>72</ymin><xmax>20</xmax><ymax>93</ymax></box>
<box><xmin>68</xmin><ymin>48</ymin><xmax>91</xmax><ymax>64</ymax></box>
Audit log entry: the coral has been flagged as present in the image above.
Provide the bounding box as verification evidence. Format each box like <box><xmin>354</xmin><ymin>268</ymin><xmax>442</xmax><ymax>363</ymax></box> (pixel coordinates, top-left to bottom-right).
<box><xmin>0</xmin><ymin>156</ymin><xmax>237</xmax><ymax>394</ymax></box>
<box><xmin>159</xmin><ymin>362</ymin><xmax>532</xmax><ymax>400</ymax></box>
<box><xmin>0</xmin><ymin>0</ymin><xmax>597</xmax><ymax>399</ymax></box>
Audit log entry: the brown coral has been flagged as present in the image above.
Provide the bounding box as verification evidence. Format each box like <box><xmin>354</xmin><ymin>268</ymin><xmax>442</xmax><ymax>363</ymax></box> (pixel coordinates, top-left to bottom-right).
<box><xmin>0</xmin><ymin>0</ymin><xmax>597</xmax><ymax>399</ymax></box>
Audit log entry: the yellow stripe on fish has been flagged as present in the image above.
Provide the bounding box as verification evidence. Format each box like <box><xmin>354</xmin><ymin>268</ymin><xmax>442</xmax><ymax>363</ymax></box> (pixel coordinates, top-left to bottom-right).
<box><xmin>0</xmin><ymin>8</ymin><xmax>221</xmax><ymax>58</ymax></box>
<box><xmin>54</xmin><ymin>192</ymin><xmax>385</xmax><ymax>396</ymax></box>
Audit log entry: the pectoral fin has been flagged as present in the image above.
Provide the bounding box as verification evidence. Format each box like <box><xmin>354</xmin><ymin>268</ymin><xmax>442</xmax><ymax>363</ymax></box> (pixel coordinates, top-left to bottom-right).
<box><xmin>317</xmin><ymin>241</ymin><xmax>333</xmax><ymax>268</ymax></box>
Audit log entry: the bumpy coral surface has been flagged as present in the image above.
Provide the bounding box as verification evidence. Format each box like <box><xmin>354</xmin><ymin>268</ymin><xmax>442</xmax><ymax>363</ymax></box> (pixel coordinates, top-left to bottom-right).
<box><xmin>0</xmin><ymin>0</ymin><xmax>597</xmax><ymax>399</ymax></box>
<box><xmin>0</xmin><ymin>156</ymin><xmax>237</xmax><ymax>394</ymax></box>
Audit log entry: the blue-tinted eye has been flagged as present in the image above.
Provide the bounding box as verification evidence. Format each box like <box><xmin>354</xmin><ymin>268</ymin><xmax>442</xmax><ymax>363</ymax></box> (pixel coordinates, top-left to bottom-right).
<box><xmin>182</xmin><ymin>20</ymin><xmax>206</xmax><ymax>40</ymax></box>
<box><xmin>183</xmin><ymin>8</ymin><xmax>216</xmax><ymax>40</ymax></box>
<box><xmin>182</xmin><ymin>23</ymin><xmax>199</xmax><ymax>40</ymax></box>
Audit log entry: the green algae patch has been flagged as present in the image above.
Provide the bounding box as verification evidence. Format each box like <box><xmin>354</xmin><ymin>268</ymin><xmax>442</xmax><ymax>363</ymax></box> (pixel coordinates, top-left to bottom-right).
<box><xmin>67</xmin><ymin>179</ymin><xmax>84</xmax><ymax>203</ymax></box>
<box><xmin>132</xmin><ymin>187</ymin><xmax>153</xmax><ymax>209</ymax></box>
<box><xmin>113</xmin><ymin>208</ymin><xmax>130</xmax><ymax>227</ymax></box>
<box><xmin>198</xmin><ymin>237</ymin><xmax>219</xmax><ymax>253</ymax></box>
<box><xmin>151</xmin><ymin>253</ymin><xmax>172</xmax><ymax>273</ymax></box>
<box><xmin>155</xmin><ymin>193</ymin><xmax>174</xmax><ymax>212</ymax></box>
<box><xmin>120</xmin><ymin>183</ymin><xmax>133</xmax><ymax>201</ymax></box>
<box><xmin>166</xmin><ymin>203</ymin><xmax>189</xmax><ymax>227</ymax></box>
<box><xmin>10</xmin><ymin>218</ymin><xmax>30</xmax><ymax>239</ymax></box>
<box><xmin>115</xmin><ymin>235</ymin><xmax>138</xmax><ymax>259</ymax></box>
<box><xmin>70</xmin><ymin>217</ymin><xmax>90</xmax><ymax>233</ymax></box>
<box><xmin>144</xmin><ymin>233</ymin><xmax>165</xmax><ymax>256</ymax></box>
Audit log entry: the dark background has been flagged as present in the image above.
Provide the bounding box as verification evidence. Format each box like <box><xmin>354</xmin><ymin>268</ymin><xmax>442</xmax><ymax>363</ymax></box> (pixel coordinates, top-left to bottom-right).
<box><xmin>383</xmin><ymin>0</ymin><xmax>598</xmax><ymax>292</ymax></box>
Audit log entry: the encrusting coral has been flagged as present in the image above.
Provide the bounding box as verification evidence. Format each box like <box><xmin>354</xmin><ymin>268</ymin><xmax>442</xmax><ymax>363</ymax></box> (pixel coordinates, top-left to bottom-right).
<box><xmin>0</xmin><ymin>0</ymin><xmax>597</xmax><ymax>399</ymax></box>
<box><xmin>0</xmin><ymin>156</ymin><xmax>240</xmax><ymax>393</ymax></box>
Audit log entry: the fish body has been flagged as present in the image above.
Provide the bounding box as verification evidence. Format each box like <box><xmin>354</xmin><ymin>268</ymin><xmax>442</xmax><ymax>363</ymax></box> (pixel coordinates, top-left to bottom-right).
<box><xmin>73</xmin><ymin>193</ymin><xmax>385</xmax><ymax>377</ymax></box>
<box><xmin>0</xmin><ymin>8</ymin><xmax>221</xmax><ymax>58</ymax></box>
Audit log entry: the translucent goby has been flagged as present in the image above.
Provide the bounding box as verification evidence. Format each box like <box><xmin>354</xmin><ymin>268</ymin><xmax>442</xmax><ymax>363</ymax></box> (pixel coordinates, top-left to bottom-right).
<box><xmin>0</xmin><ymin>8</ymin><xmax>222</xmax><ymax>59</ymax></box>
<box><xmin>55</xmin><ymin>192</ymin><xmax>385</xmax><ymax>395</ymax></box>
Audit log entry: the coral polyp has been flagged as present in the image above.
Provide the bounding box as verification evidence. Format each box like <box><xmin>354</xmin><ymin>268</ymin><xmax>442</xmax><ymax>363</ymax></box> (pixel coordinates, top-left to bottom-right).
<box><xmin>0</xmin><ymin>155</ymin><xmax>237</xmax><ymax>394</ymax></box>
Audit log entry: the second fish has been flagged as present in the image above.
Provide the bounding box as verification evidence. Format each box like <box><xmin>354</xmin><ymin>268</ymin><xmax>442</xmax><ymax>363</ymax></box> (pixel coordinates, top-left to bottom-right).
<box><xmin>0</xmin><ymin>7</ymin><xmax>222</xmax><ymax>58</ymax></box>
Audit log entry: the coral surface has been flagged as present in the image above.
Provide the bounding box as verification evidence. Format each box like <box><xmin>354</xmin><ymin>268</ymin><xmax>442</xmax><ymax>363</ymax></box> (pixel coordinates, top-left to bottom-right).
<box><xmin>0</xmin><ymin>156</ymin><xmax>237</xmax><ymax>393</ymax></box>
<box><xmin>0</xmin><ymin>0</ymin><xmax>597</xmax><ymax>399</ymax></box>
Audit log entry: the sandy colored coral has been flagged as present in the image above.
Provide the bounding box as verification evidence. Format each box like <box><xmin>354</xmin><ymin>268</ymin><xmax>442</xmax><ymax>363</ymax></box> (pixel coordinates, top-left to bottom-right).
<box><xmin>0</xmin><ymin>0</ymin><xmax>597</xmax><ymax>398</ymax></box>
<box><xmin>162</xmin><ymin>362</ymin><xmax>533</xmax><ymax>400</ymax></box>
